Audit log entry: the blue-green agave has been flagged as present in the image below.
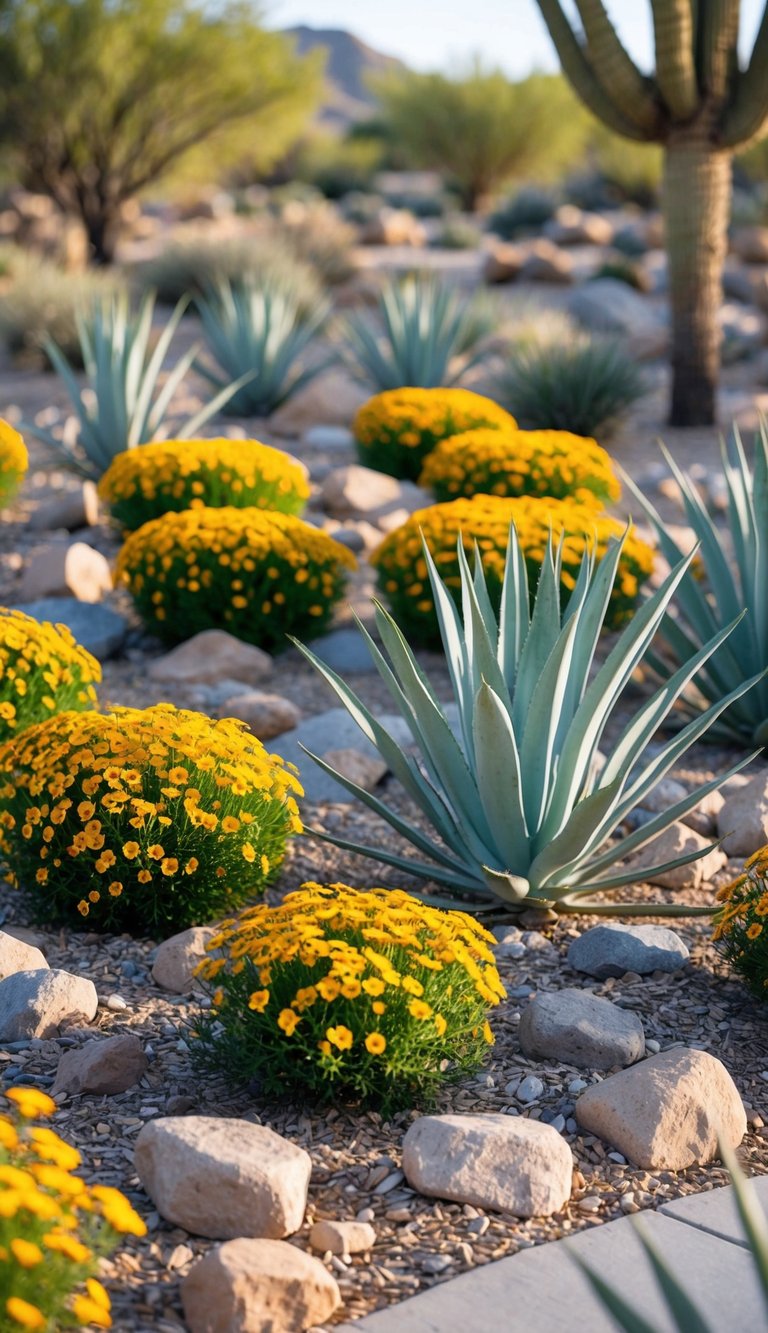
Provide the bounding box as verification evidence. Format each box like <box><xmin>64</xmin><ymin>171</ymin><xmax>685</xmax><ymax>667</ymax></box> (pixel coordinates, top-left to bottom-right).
<box><xmin>622</xmin><ymin>425</ymin><xmax>768</xmax><ymax>746</ymax></box>
<box><xmin>296</xmin><ymin>528</ymin><xmax>760</xmax><ymax>916</ymax></box>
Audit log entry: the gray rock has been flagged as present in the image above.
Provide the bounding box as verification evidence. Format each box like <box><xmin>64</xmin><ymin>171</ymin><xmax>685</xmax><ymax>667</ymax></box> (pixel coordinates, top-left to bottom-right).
<box><xmin>402</xmin><ymin>1113</ymin><xmax>572</xmax><ymax>1217</ymax></box>
<box><xmin>218</xmin><ymin>690</ymin><xmax>300</xmax><ymax>740</ymax></box>
<box><xmin>271</xmin><ymin>706</ymin><xmax>412</xmax><ymax>804</ymax></box>
<box><xmin>517</xmin><ymin>1076</ymin><xmax>545</xmax><ymax>1103</ymax></box>
<box><xmin>321</xmin><ymin>747</ymin><xmax>388</xmax><ymax>792</ymax></box>
<box><xmin>151</xmin><ymin>926</ymin><xmax>218</xmax><ymax>994</ymax></box>
<box><xmin>717</xmin><ymin>770</ymin><xmax>768</xmax><ymax>855</ymax></box>
<box><xmin>638</xmin><ymin>778</ymin><xmax>688</xmax><ymax>813</ymax></box>
<box><xmin>575</xmin><ymin>1047</ymin><xmax>747</xmax><ymax>1169</ymax></box>
<box><xmin>52</xmin><ymin>1033</ymin><xmax>147</xmax><ymax>1096</ymax></box>
<box><xmin>12</xmin><ymin>597</ymin><xmax>128</xmax><ymax>660</ymax></box>
<box><xmin>625</xmin><ymin>819</ymin><xmax>726</xmax><ymax>890</ymax></box>
<box><xmin>568</xmin><ymin>278</ymin><xmax>667</xmax><ymax>342</ymax></box>
<box><xmin>568</xmin><ymin>924</ymin><xmax>689</xmax><ymax>979</ymax></box>
<box><xmin>0</xmin><ymin>930</ymin><xmax>48</xmax><ymax>980</ymax></box>
<box><xmin>0</xmin><ymin>969</ymin><xmax>98</xmax><ymax>1040</ymax></box>
<box><xmin>28</xmin><ymin>482</ymin><xmax>100</xmax><ymax>532</ymax></box>
<box><xmin>305</xmin><ymin>626</ymin><xmax>375</xmax><ymax>673</ymax></box>
<box><xmin>519</xmin><ymin>988</ymin><xmax>645</xmax><ymax>1070</ymax></box>
<box><xmin>17</xmin><ymin>540</ymin><xmax>112</xmax><ymax>604</ymax></box>
<box><xmin>302</xmin><ymin>425</ymin><xmax>354</xmax><ymax>451</ymax></box>
<box><xmin>320</xmin><ymin>464</ymin><xmax>429</xmax><ymax>526</ymax></box>
<box><xmin>181</xmin><ymin>1237</ymin><xmax>341</xmax><ymax>1333</ymax></box>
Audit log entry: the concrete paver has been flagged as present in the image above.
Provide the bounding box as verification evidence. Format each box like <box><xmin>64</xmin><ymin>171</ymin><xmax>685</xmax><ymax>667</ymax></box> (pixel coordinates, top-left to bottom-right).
<box><xmin>659</xmin><ymin>1173</ymin><xmax>768</xmax><ymax>1246</ymax></box>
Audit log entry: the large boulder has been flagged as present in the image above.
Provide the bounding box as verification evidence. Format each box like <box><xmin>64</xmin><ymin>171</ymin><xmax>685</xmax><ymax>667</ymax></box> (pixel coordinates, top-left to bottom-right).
<box><xmin>151</xmin><ymin>926</ymin><xmax>218</xmax><ymax>994</ymax></box>
<box><xmin>134</xmin><ymin>1117</ymin><xmax>311</xmax><ymax>1239</ymax></box>
<box><xmin>181</xmin><ymin>1238</ymin><xmax>341</xmax><ymax>1333</ymax></box>
<box><xmin>17</xmin><ymin>540</ymin><xmax>112</xmax><ymax>604</ymax></box>
<box><xmin>625</xmin><ymin>820</ymin><xmax>726</xmax><ymax>890</ymax></box>
<box><xmin>575</xmin><ymin>1047</ymin><xmax>747</xmax><ymax>1169</ymax></box>
<box><xmin>717</xmin><ymin>770</ymin><xmax>768</xmax><ymax>856</ymax></box>
<box><xmin>13</xmin><ymin>598</ymin><xmax>128</xmax><ymax>661</ymax></box>
<box><xmin>0</xmin><ymin>969</ymin><xmax>98</xmax><ymax>1040</ymax></box>
<box><xmin>518</xmin><ymin>988</ymin><xmax>645</xmax><ymax>1070</ymax></box>
<box><xmin>567</xmin><ymin>924</ymin><xmax>689</xmax><ymax>980</ymax></box>
<box><xmin>52</xmin><ymin>1034</ymin><xmax>147</xmax><ymax>1096</ymax></box>
<box><xmin>402</xmin><ymin>1113</ymin><xmax>572</xmax><ymax>1217</ymax></box>
<box><xmin>0</xmin><ymin>930</ymin><xmax>48</xmax><ymax>980</ymax></box>
<box><xmin>147</xmin><ymin>630</ymin><xmax>272</xmax><ymax>687</ymax></box>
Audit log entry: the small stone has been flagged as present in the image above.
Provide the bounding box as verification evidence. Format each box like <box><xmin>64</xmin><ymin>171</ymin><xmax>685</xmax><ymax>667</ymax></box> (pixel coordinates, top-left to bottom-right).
<box><xmin>13</xmin><ymin>597</ymin><xmax>128</xmax><ymax>660</ymax></box>
<box><xmin>483</xmin><ymin>242</ymin><xmax>525</xmax><ymax>284</ymax></box>
<box><xmin>134</xmin><ymin>1116</ymin><xmax>311</xmax><ymax>1239</ymax></box>
<box><xmin>320</xmin><ymin>464</ymin><xmax>429</xmax><ymax>526</ymax></box>
<box><xmin>422</xmin><ymin>1254</ymin><xmax>452</xmax><ymax>1274</ymax></box>
<box><xmin>519</xmin><ymin>988</ymin><xmax>645</xmax><ymax>1070</ymax></box>
<box><xmin>0</xmin><ymin>930</ymin><xmax>48</xmax><ymax>980</ymax></box>
<box><xmin>17</xmin><ymin>539</ymin><xmax>112</xmax><ymax>603</ymax></box>
<box><xmin>148</xmin><ymin>629</ymin><xmax>272</xmax><ymax>687</ymax></box>
<box><xmin>516</xmin><ymin>1076</ymin><xmax>545</xmax><ymax>1103</ymax></box>
<box><xmin>302</xmin><ymin>425</ymin><xmax>354</xmax><ymax>451</ymax></box>
<box><xmin>568</xmin><ymin>1078</ymin><xmax>588</xmax><ymax>1095</ymax></box>
<box><xmin>52</xmin><ymin>1033</ymin><xmax>147</xmax><ymax>1096</ymax></box>
<box><xmin>321</xmin><ymin>747</ymin><xmax>387</xmax><ymax>792</ymax></box>
<box><xmin>717</xmin><ymin>770</ymin><xmax>768</xmax><ymax>855</ymax></box>
<box><xmin>181</xmin><ymin>1237</ymin><xmax>341</xmax><ymax>1333</ymax></box>
<box><xmin>682</xmin><ymin>788</ymin><xmax>724</xmax><ymax>836</ymax></box>
<box><xmin>402</xmin><ymin>1113</ymin><xmax>572</xmax><ymax>1217</ymax></box>
<box><xmin>544</xmin><ymin>205</ymin><xmax>614</xmax><ymax>247</ymax></box>
<box><xmin>575</xmin><ymin>1047</ymin><xmax>747</xmax><ymax>1170</ymax></box>
<box><xmin>151</xmin><ymin>927</ymin><xmax>218</xmax><ymax>994</ymax></box>
<box><xmin>219</xmin><ymin>690</ymin><xmax>300</xmax><ymax>740</ymax></box>
<box><xmin>626</xmin><ymin>820</ymin><xmax>725</xmax><ymax>889</ymax></box>
<box><xmin>518</xmin><ymin>238</ymin><xmax>574</xmax><ymax>284</ymax></box>
<box><xmin>105</xmin><ymin>993</ymin><xmax>127</xmax><ymax>1012</ymax></box>
<box><xmin>638</xmin><ymin>778</ymin><xmax>688</xmax><ymax>813</ymax></box>
<box><xmin>309</xmin><ymin>1219</ymin><xmax>375</xmax><ymax>1255</ymax></box>
<box><xmin>305</xmin><ymin>627</ymin><xmax>375</xmax><ymax>674</ymax></box>
<box><xmin>28</xmin><ymin>482</ymin><xmax>101</xmax><ymax>532</ymax></box>
<box><xmin>0</xmin><ymin>969</ymin><xmax>98</xmax><ymax>1040</ymax></box>
<box><xmin>567</xmin><ymin>924</ymin><xmax>689</xmax><ymax>979</ymax></box>
<box><xmin>355</xmin><ymin>1207</ymin><xmax>375</xmax><ymax>1224</ymax></box>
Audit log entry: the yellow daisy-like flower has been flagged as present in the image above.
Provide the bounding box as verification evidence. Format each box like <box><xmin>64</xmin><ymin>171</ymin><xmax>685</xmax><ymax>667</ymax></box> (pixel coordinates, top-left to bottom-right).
<box><xmin>5</xmin><ymin>1088</ymin><xmax>55</xmax><ymax>1119</ymax></box>
<box><xmin>364</xmin><ymin>1032</ymin><xmax>386</xmax><ymax>1055</ymax></box>
<box><xmin>326</xmin><ymin>1024</ymin><xmax>354</xmax><ymax>1051</ymax></box>
<box><xmin>278</xmin><ymin>1008</ymin><xmax>300</xmax><ymax>1036</ymax></box>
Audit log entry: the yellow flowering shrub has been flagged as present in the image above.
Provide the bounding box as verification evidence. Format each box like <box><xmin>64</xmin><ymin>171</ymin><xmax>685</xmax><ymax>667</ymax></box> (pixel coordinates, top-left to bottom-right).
<box><xmin>0</xmin><ymin>704</ymin><xmax>303</xmax><ymax>934</ymax></box>
<box><xmin>0</xmin><ymin>422</ymin><xmax>28</xmax><ymax>509</ymax></box>
<box><xmin>419</xmin><ymin>427</ymin><xmax>621</xmax><ymax>507</ymax></box>
<box><xmin>0</xmin><ymin>611</ymin><xmax>100</xmax><ymax>745</ymax></box>
<box><xmin>0</xmin><ymin>1087</ymin><xmax>145</xmax><ymax>1332</ymax></box>
<box><xmin>353</xmin><ymin>388</ymin><xmax>516</xmax><ymax>481</ymax></box>
<box><xmin>714</xmin><ymin>846</ymin><xmax>768</xmax><ymax>998</ymax></box>
<box><xmin>97</xmin><ymin>437</ymin><xmax>310</xmax><ymax>532</ymax></box>
<box><xmin>372</xmin><ymin>495</ymin><xmax>654</xmax><ymax>645</ymax></box>
<box><xmin>194</xmin><ymin>881</ymin><xmax>505</xmax><ymax>1113</ymax></box>
<box><xmin>114</xmin><ymin>507</ymin><xmax>356</xmax><ymax>652</ymax></box>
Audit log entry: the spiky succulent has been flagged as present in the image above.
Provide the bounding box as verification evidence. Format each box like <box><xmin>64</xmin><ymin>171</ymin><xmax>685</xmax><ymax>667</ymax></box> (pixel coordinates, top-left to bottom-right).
<box><xmin>341</xmin><ymin>273</ymin><xmax>496</xmax><ymax>390</ymax></box>
<box><xmin>296</xmin><ymin>528</ymin><xmax>759</xmax><ymax>917</ymax></box>
<box><xmin>25</xmin><ymin>292</ymin><xmax>242</xmax><ymax>479</ymax></box>
<box><xmin>622</xmin><ymin>425</ymin><xmax>768</xmax><ymax>746</ymax></box>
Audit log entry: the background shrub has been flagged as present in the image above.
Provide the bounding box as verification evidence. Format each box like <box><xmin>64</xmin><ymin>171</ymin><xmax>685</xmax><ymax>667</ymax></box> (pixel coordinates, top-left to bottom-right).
<box><xmin>115</xmin><ymin>507</ymin><xmax>356</xmax><ymax>651</ymax></box>
<box><xmin>98</xmin><ymin>437</ymin><xmax>309</xmax><ymax>531</ymax></box>
<box><xmin>495</xmin><ymin>338</ymin><xmax>645</xmax><ymax>439</ymax></box>
<box><xmin>0</xmin><ymin>609</ymin><xmax>100</xmax><ymax>743</ymax></box>
<box><xmin>714</xmin><ymin>847</ymin><xmax>768</xmax><ymax>999</ymax></box>
<box><xmin>372</xmin><ymin>494</ymin><xmax>654</xmax><ymax>645</ymax></box>
<box><xmin>0</xmin><ymin>251</ymin><xmax>124</xmax><ymax>368</ymax></box>
<box><xmin>353</xmin><ymin>387</ymin><xmax>516</xmax><ymax>481</ymax></box>
<box><xmin>0</xmin><ymin>704</ymin><xmax>303</xmax><ymax>934</ymax></box>
<box><xmin>419</xmin><ymin>427</ymin><xmax>620</xmax><ymax>506</ymax></box>
<box><xmin>194</xmin><ymin>881</ymin><xmax>505</xmax><ymax>1113</ymax></box>
<box><xmin>0</xmin><ymin>1087</ymin><xmax>146</xmax><ymax>1332</ymax></box>
<box><xmin>134</xmin><ymin>232</ymin><xmax>324</xmax><ymax>309</ymax></box>
<box><xmin>0</xmin><ymin>420</ymin><xmax>28</xmax><ymax>508</ymax></box>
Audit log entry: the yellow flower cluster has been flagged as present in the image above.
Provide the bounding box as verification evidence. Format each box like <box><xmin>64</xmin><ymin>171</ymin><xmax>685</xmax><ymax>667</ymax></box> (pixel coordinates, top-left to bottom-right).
<box><xmin>0</xmin><ymin>703</ymin><xmax>303</xmax><ymax>933</ymax></box>
<box><xmin>419</xmin><ymin>427</ymin><xmax>621</xmax><ymax>507</ymax></box>
<box><xmin>0</xmin><ymin>421</ymin><xmax>28</xmax><ymax>509</ymax></box>
<box><xmin>98</xmin><ymin>437</ymin><xmax>310</xmax><ymax>531</ymax></box>
<box><xmin>714</xmin><ymin>845</ymin><xmax>768</xmax><ymax>998</ymax></box>
<box><xmin>0</xmin><ymin>609</ymin><xmax>100</xmax><ymax>745</ymax></box>
<box><xmin>0</xmin><ymin>1088</ymin><xmax>145</xmax><ymax>1331</ymax></box>
<box><xmin>372</xmin><ymin>494</ymin><xmax>654</xmax><ymax>644</ymax></box>
<box><xmin>353</xmin><ymin>388</ymin><xmax>516</xmax><ymax>481</ymax></box>
<box><xmin>195</xmin><ymin>881</ymin><xmax>506</xmax><ymax>1112</ymax></box>
<box><xmin>115</xmin><ymin>506</ymin><xmax>356</xmax><ymax>652</ymax></box>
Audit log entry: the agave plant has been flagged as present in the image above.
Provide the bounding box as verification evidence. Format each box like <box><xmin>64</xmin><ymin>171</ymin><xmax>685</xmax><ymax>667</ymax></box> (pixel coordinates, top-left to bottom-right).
<box><xmin>495</xmin><ymin>337</ymin><xmax>645</xmax><ymax>438</ymax></box>
<box><xmin>24</xmin><ymin>291</ymin><xmax>242</xmax><ymax>480</ymax></box>
<box><xmin>295</xmin><ymin>528</ymin><xmax>760</xmax><ymax>916</ymax></box>
<box><xmin>341</xmin><ymin>273</ymin><xmax>496</xmax><ymax>390</ymax></box>
<box><xmin>195</xmin><ymin>276</ymin><xmax>332</xmax><ymax>417</ymax></box>
<box><xmin>573</xmin><ymin>1141</ymin><xmax>768</xmax><ymax>1332</ymax></box>
<box><xmin>622</xmin><ymin>425</ymin><xmax>768</xmax><ymax>747</ymax></box>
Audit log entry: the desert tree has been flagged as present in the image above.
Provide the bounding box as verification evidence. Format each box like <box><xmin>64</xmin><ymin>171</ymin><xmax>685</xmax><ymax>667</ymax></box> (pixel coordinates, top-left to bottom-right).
<box><xmin>0</xmin><ymin>0</ymin><xmax>321</xmax><ymax>263</ymax></box>
<box><xmin>536</xmin><ymin>0</ymin><xmax>768</xmax><ymax>426</ymax></box>
<box><xmin>375</xmin><ymin>64</ymin><xmax>587</xmax><ymax>212</ymax></box>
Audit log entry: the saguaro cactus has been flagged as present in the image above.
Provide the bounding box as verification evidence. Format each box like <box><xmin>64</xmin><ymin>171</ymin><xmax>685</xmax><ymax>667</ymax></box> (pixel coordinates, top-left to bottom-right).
<box><xmin>536</xmin><ymin>1</ymin><xmax>768</xmax><ymax>427</ymax></box>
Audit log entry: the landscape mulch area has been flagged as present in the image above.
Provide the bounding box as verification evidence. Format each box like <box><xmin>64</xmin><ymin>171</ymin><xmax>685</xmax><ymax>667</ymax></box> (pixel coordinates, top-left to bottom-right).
<box><xmin>2</xmin><ymin>369</ymin><xmax>768</xmax><ymax>1329</ymax></box>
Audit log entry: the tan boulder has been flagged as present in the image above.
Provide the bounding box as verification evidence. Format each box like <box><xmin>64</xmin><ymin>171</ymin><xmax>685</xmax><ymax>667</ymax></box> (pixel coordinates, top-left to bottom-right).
<box><xmin>151</xmin><ymin>926</ymin><xmax>218</xmax><ymax>994</ymax></box>
<box><xmin>147</xmin><ymin>630</ymin><xmax>272</xmax><ymax>687</ymax></box>
<box><xmin>181</xmin><ymin>1237</ymin><xmax>341</xmax><ymax>1333</ymax></box>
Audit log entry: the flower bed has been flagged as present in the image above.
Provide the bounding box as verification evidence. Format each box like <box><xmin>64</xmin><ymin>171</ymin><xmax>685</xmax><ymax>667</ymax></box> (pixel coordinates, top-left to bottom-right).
<box><xmin>353</xmin><ymin>388</ymin><xmax>516</xmax><ymax>480</ymax></box>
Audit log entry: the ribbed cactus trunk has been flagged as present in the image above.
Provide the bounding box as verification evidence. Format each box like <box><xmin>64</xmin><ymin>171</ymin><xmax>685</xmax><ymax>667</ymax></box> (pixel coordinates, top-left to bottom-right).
<box><xmin>663</xmin><ymin>127</ymin><xmax>732</xmax><ymax>426</ymax></box>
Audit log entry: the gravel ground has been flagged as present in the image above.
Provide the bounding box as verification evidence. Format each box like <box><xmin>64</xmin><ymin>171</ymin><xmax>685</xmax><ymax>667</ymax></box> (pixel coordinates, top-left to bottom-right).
<box><xmin>1</xmin><ymin>352</ymin><xmax>768</xmax><ymax>1330</ymax></box>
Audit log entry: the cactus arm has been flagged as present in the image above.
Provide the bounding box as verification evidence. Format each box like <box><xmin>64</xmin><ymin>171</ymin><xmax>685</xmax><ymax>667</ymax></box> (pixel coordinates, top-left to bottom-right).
<box><xmin>535</xmin><ymin>0</ymin><xmax>657</xmax><ymax>140</ymax></box>
<box><xmin>650</xmin><ymin>0</ymin><xmax>699</xmax><ymax>120</ymax></box>
<box><xmin>697</xmin><ymin>0</ymin><xmax>741</xmax><ymax>101</ymax></box>
<box><xmin>720</xmin><ymin>3</ymin><xmax>768</xmax><ymax>146</ymax></box>
<box><xmin>573</xmin><ymin>0</ymin><xmax>663</xmax><ymax>135</ymax></box>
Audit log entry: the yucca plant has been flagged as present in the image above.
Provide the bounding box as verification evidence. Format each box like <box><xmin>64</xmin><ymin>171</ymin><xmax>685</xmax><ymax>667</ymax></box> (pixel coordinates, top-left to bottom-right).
<box><xmin>24</xmin><ymin>291</ymin><xmax>242</xmax><ymax>480</ymax></box>
<box><xmin>573</xmin><ymin>1141</ymin><xmax>768</xmax><ymax>1332</ymax></box>
<box><xmin>295</xmin><ymin>528</ymin><xmax>760</xmax><ymax>916</ymax></box>
<box><xmin>622</xmin><ymin>425</ymin><xmax>768</xmax><ymax>747</ymax></box>
<box><xmin>341</xmin><ymin>273</ymin><xmax>496</xmax><ymax>390</ymax></box>
<box><xmin>195</xmin><ymin>275</ymin><xmax>332</xmax><ymax>417</ymax></box>
<box><xmin>495</xmin><ymin>337</ymin><xmax>645</xmax><ymax>439</ymax></box>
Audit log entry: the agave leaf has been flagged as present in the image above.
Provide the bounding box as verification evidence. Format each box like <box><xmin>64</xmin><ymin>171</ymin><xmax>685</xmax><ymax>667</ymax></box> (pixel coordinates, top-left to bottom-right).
<box><xmin>498</xmin><ymin>521</ymin><xmax>531</xmax><ymax>690</ymax></box>
<box><xmin>511</xmin><ymin>540</ymin><xmax>561</xmax><ymax>738</ymax></box>
<box><xmin>422</xmin><ymin>542</ymin><xmax>475</xmax><ymax>755</ymax></box>
<box><xmin>528</xmin><ymin>776</ymin><xmax>625</xmax><ymax>889</ymax></box>
<box><xmin>308</xmin><ymin>822</ymin><xmax>488</xmax><ymax>895</ymax></box>
<box><xmin>565</xmin><ymin>838</ymin><xmax>725</xmax><ymax>896</ymax></box>
<box><xmin>570</xmin><ymin>1254</ymin><xmax>661</xmax><ymax>1333</ymax></box>
<box><xmin>480</xmin><ymin>864</ymin><xmax>531</xmax><ymax>903</ymax></box>
<box><xmin>472</xmin><ymin>681</ymin><xmax>529</xmax><ymax>869</ymax></box>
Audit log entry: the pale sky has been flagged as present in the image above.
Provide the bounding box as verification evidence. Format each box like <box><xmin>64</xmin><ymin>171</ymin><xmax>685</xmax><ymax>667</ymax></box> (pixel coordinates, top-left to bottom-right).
<box><xmin>267</xmin><ymin>0</ymin><xmax>766</xmax><ymax>79</ymax></box>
